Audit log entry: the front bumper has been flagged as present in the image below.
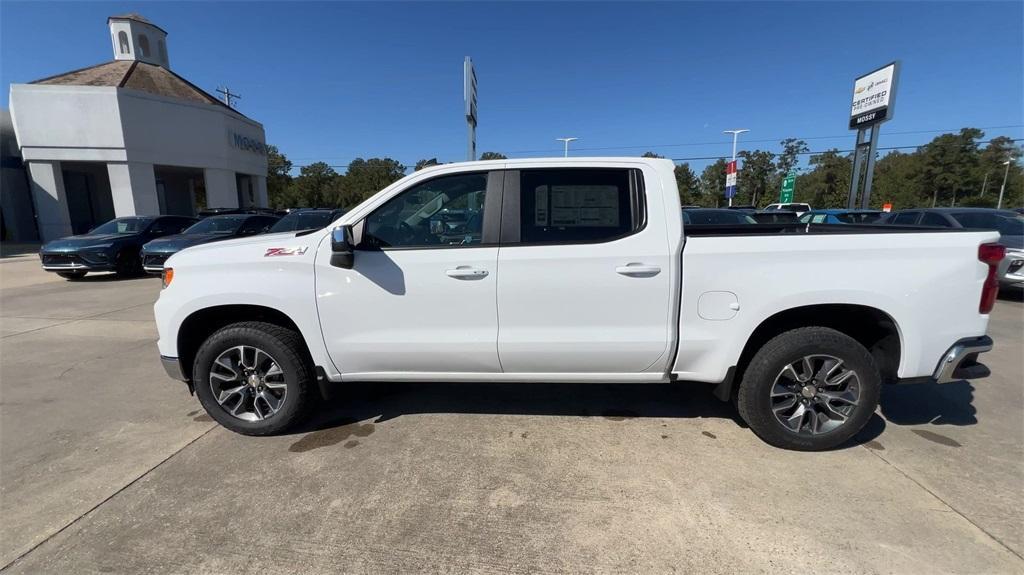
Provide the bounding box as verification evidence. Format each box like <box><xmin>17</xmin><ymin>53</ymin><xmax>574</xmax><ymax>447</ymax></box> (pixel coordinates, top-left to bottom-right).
<box><xmin>161</xmin><ymin>355</ymin><xmax>188</xmax><ymax>382</ymax></box>
<box><xmin>932</xmin><ymin>335</ymin><xmax>993</xmax><ymax>384</ymax></box>
<box><xmin>142</xmin><ymin>252</ymin><xmax>172</xmax><ymax>274</ymax></box>
<box><xmin>39</xmin><ymin>252</ymin><xmax>116</xmax><ymax>272</ymax></box>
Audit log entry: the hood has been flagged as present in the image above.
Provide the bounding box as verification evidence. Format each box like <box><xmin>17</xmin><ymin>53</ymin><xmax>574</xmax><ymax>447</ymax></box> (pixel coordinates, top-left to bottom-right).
<box><xmin>143</xmin><ymin>233</ymin><xmax>233</xmax><ymax>253</ymax></box>
<box><xmin>42</xmin><ymin>233</ymin><xmax>138</xmax><ymax>252</ymax></box>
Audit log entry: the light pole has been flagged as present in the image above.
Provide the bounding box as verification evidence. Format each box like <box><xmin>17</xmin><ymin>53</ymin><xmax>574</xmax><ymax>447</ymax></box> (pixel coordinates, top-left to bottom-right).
<box><xmin>980</xmin><ymin>170</ymin><xmax>991</xmax><ymax>197</ymax></box>
<box><xmin>722</xmin><ymin>129</ymin><xmax>748</xmax><ymax>206</ymax></box>
<box><xmin>556</xmin><ymin>137</ymin><xmax>578</xmax><ymax>158</ymax></box>
<box><xmin>997</xmin><ymin>158</ymin><xmax>1013</xmax><ymax>209</ymax></box>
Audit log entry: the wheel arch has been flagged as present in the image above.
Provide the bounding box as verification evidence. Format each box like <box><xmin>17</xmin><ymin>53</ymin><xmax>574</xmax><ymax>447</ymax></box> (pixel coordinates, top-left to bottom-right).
<box><xmin>177</xmin><ymin>304</ymin><xmax>311</xmax><ymax>382</ymax></box>
<box><xmin>717</xmin><ymin>303</ymin><xmax>902</xmax><ymax>401</ymax></box>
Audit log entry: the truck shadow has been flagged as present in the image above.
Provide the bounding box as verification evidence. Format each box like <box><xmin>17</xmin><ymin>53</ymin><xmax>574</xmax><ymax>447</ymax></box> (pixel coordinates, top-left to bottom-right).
<box><xmin>878</xmin><ymin>380</ymin><xmax>977</xmax><ymax>427</ymax></box>
<box><xmin>295</xmin><ymin>381</ymin><xmax>887</xmax><ymax>450</ymax></box>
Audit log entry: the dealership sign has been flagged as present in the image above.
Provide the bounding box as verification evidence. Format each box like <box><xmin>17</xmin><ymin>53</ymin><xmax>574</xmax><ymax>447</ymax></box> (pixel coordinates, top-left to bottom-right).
<box><xmin>230</xmin><ymin>131</ymin><xmax>268</xmax><ymax>155</ymax></box>
<box><xmin>725</xmin><ymin>160</ymin><xmax>737</xmax><ymax>199</ymax></box>
<box><xmin>849</xmin><ymin>62</ymin><xmax>898</xmax><ymax>129</ymax></box>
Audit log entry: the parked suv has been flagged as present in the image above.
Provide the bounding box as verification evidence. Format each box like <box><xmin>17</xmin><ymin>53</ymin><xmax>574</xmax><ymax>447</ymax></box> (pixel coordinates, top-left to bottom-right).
<box><xmin>141</xmin><ymin>214</ymin><xmax>279</xmax><ymax>273</ymax></box>
<box><xmin>39</xmin><ymin>215</ymin><xmax>196</xmax><ymax>279</ymax></box>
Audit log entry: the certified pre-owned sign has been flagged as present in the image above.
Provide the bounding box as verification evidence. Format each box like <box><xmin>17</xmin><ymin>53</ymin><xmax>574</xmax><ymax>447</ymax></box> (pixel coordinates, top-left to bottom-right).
<box><xmin>849</xmin><ymin>62</ymin><xmax>898</xmax><ymax>129</ymax></box>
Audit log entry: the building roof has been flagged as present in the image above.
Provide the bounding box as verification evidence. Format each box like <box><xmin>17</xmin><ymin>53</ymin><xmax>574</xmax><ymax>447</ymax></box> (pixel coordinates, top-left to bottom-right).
<box><xmin>30</xmin><ymin>60</ymin><xmax>249</xmax><ymax>119</ymax></box>
<box><xmin>107</xmin><ymin>13</ymin><xmax>167</xmax><ymax>34</ymax></box>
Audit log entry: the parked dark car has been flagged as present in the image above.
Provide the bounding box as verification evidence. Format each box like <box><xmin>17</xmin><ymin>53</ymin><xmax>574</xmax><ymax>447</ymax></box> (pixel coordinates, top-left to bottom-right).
<box><xmin>39</xmin><ymin>216</ymin><xmax>196</xmax><ymax>280</ymax></box>
<box><xmin>268</xmin><ymin>208</ymin><xmax>346</xmax><ymax>234</ymax></box>
<box><xmin>799</xmin><ymin>209</ymin><xmax>885</xmax><ymax>224</ymax></box>
<box><xmin>141</xmin><ymin>214</ymin><xmax>279</xmax><ymax>273</ymax></box>
<box><xmin>751</xmin><ymin>210</ymin><xmax>800</xmax><ymax>223</ymax></box>
<box><xmin>197</xmin><ymin>207</ymin><xmax>278</xmax><ymax>218</ymax></box>
<box><xmin>682</xmin><ymin>208</ymin><xmax>757</xmax><ymax>225</ymax></box>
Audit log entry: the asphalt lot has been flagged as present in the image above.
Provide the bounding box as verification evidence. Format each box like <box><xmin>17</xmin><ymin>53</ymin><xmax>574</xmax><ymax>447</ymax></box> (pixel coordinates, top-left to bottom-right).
<box><xmin>1</xmin><ymin>245</ymin><xmax>1022</xmax><ymax>574</ymax></box>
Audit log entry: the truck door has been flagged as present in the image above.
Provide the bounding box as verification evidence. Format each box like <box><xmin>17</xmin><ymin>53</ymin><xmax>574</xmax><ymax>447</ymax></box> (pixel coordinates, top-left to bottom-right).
<box><xmin>315</xmin><ymin>171</ymin><xmax>503</xmax><ymax>376</ymax></box>
<box><xmin>496</xmin><ymin>166</ymin><xmax>674</xmax><ymax>373</ymax></box>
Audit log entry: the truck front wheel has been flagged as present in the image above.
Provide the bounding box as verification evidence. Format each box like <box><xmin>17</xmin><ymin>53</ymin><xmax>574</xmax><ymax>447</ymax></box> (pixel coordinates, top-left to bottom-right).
<box><xmin>193</xmin><ymin>321</ymin><xmax>314</xmax><ymax>436</ymax></box>
<box><xmin>737</xmin><ymin>327</ymin><xmax>881</xmax><ymax>451</ymax></box>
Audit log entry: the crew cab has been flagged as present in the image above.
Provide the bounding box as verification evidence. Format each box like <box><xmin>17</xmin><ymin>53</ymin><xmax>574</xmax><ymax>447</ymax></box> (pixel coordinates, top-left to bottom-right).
<box><xmin>154</xmin><ymin>158</ymin><xmax>1001</xmax><ymax>451</ymax></box>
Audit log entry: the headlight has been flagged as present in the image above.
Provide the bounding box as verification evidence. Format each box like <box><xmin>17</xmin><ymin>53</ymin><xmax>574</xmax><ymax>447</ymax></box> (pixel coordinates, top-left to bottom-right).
<box><xmin>162</xmin><ymin>267</ymin><xmax>174</xmax><ymax>289</ymax></box>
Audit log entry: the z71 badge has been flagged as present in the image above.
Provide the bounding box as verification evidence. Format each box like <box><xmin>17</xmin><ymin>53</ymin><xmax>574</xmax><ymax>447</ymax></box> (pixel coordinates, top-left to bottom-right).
<box><xmin>264</xmin><ymin>246</ymin><xmax>309</xmax><ymax>257</ymax></box>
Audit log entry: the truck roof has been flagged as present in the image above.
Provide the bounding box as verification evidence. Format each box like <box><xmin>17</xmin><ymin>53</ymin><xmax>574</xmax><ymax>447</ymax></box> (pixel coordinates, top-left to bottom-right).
<box><xmin>414</xmin><ymin>156</ymin><xmax>675</xmax><ymax>173</ymax></box>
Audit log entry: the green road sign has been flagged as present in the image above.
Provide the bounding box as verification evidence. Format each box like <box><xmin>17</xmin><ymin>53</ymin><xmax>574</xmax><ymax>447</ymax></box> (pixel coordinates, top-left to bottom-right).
<box><xmin>780</xmin><ymin>172</ymin><xmax>796</xmax><ymax>203</ymax></box>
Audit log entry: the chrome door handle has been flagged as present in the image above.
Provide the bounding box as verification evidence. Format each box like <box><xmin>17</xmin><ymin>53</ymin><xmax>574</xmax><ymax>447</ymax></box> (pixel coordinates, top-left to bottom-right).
<box><xmin>446</xmin><ymin>267</ymin><xmax>489</xmax><ymax>279</ymax></box>
<box><xmin>616</xmin><ymin>264</ymin><xmax>661</xmax><ymax>276</ymax></box>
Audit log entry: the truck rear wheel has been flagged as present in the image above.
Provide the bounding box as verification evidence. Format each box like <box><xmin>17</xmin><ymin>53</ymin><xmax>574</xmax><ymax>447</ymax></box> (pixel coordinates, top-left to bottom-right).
<box><xmin>193</xmin><ymin>321</ymin><xmax>313</xmax><ymax>436</ymax></box>
<box><xmin>737</xmin><ymin>327</ymin><xmax>881</xmax><ymax>451</ymax></box>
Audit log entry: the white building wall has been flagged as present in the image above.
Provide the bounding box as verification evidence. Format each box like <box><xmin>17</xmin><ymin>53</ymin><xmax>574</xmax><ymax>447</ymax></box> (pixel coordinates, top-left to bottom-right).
<box><xmin>26</xmin><ymin>161</ymin><xmax>72</xmax><ymax>241</ymax></box>
<box><xmin>108</xmin><ymin>162</ymin><xmax>160</xmax><ymax>216</ymax></box>
<box><xmin>10</xmin><ymin>86</ymin><xmax>126</xmax><ymax>157</ymax></box>
<box><xmin>204</xmin><ymin>168</ymin><xmax>239</xmax><ymax>209</ymax></box>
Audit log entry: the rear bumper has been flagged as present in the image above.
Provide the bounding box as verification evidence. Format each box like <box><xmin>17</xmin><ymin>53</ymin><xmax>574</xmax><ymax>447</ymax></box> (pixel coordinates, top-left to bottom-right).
<box><xmin>161</xmin><ymin>355</ymin><xmax>188</xmax><ymax>382</ymax></box>
<box><xmin>933</xmin><ymin>335</ymin><xmax>993</xmax><ymax>384</ymax></box>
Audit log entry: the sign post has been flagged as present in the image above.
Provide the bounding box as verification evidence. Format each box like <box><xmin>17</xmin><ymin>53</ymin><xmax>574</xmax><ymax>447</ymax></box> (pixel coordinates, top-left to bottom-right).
<box><xmin>780</xmin><ymin>171</ymin><xmax>796</xmax><ymax>203</ymax></box>
<box><xmin>464</xmin><ymin>57</ymin><xmax>477</xmax><ymax>162</ymax></box>
<box><xmin>847</xmin><ymin>62</ymin><xmax>899</xmax><ymax>209</ymax></box>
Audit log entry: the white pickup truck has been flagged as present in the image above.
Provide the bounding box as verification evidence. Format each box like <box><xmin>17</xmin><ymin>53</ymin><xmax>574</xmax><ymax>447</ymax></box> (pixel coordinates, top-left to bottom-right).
<box><xmin>155</xmin><ymin>158</ymin><xmax>1002</xmax><ymax>450</ymax></box>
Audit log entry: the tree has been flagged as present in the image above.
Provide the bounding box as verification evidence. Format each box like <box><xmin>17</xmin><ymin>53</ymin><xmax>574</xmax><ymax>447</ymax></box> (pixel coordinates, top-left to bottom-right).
<box><xmin>917</xmin><ymin>128</ymin><xmax>983</xmax><ymax>207</ymax></box>
<box><xmin>776</xmin><ymin>138</ymin><xmax>808</xmax><ymax>178</ymax></box>
<box><xmin>737</xmin><ymin>150</ymin><xmax>776</xmax><ymax>206</ymax></box>
<box><xmin>642</xmin><ymin>151</ymin><xmax>664</xmax><ymax>158</ymax></box>
<box><xmin>479</xmin><ymin>152</ymin><xmax>507</xmax><ymax>160</ymax></box>
<box><xmin>798</xmin><ymin>149</ymin><xmax>853</xmax><ymax>208</ymax></box>
<box><xmin>288</xmin><ymin>162</ymin><xmax>340</xmax><ymax>208</ymax></box>
<box><xmin>415</xmin><ymin>158</ymin><xmax>440</xmax><ymax>171</ymax></box>
<box><xmin>266</xmin><ymin>145</ymin><xmax>293</xmax><ymax>208</ymax></box>
<box><xmin>699</xmin><ymin>159</ymin><xmax>729</xmax><ymax>207</ymax></box>
<box><xmin>340</xmin><ymin>158</ymin><xmax>407</xmax><ymax>207</ymax></box>
<box><xmin>674</xmin><ymin>163</ymin><xmax>699</xmax><ymax>205</ymax></box>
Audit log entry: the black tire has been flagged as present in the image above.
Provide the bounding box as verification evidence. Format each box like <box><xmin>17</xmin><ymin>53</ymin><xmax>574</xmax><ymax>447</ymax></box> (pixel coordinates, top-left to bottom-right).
<box><xmin>737</xmin><ymin>327</ymin><xmax>881</xmax><ymax>451</ymax></box>
<box><xmin>193</xmin><ymin>321</ymin><xmax>314</xmax><ymax>436</ymax></box>
<box><xmin>56</xmin><ymin>271</ymin><xmax>87</xmax><ymax>280</ymax></box>
<box><xmin>115</xmin><ymin>250</ymin><xmax>142</xmax><ymax>278</ymax></box>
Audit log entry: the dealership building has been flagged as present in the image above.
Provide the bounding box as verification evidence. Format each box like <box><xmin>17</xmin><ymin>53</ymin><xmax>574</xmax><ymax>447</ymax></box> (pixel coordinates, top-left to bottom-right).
<box><xmin>8</xmin><ymin>13</ymin><xmax>268</xmax><ymax>241</ymax></box>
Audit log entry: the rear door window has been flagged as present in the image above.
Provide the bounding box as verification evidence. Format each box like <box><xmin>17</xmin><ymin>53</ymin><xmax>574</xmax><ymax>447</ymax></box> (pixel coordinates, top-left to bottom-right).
<box><xmin>921</xmin><ymin>212</ymin><xmax>953</xmax><ymax>227</ymax></box>
<box><xmin>516</xmin><ymin>169</ymin><xmax>641</xmax><ymax>244</ymax></box>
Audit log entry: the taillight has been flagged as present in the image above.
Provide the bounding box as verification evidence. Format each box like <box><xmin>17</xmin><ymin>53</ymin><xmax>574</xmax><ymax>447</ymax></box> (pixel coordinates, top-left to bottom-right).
<box><xmin>978</xmin><ymin>243</ymin><xmax>1005</xmax><ymax>314</ymax></box>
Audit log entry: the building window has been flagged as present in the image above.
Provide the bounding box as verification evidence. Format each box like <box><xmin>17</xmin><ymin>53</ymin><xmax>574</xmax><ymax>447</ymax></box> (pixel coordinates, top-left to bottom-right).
<box><xmin>138</xmin><ymin>34</ymin><xmax>151</xmax><ymax>57</ymax></box>
<box><xmin>118</xmin><ymin>31</ymin><xmax>130</xmax><ymax>54</ymax></box>
<box><xmin>158</xmin><ymin>40</ymin><xmax>167</xmax><ymax>64</ymax></box>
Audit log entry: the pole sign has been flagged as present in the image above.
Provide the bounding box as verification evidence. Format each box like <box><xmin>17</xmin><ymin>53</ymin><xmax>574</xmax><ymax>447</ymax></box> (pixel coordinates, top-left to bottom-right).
<box><xmin>464</xmin><ymin>56</ymin><xmax>478</xmax><ymax>161</ymax></box>
<box><xmin>849</xmin><ymin>62</ymin><xmax>898</xmax><ymax>129</ymax></box>
<box><xmin>725</xmin><ymin>160</ymin><xmax>737</xmax><ymax>199</ymax></box>
<box><xmin>780</xmin><ymin>171</ymin><xmax>796</xmax><ymax>203</ymax></box>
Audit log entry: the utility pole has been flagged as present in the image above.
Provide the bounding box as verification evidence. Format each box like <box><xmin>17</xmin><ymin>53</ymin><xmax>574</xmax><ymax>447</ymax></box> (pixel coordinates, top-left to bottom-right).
<box><xmin>980</xmin><ymin>171</ymin><xmax>990</xmax><ymax>197</ymax></box>
<box><xmin>556</xmin><ymin>137</ymin><xmax>578</xmax><ymax>157</ymax></box>
<box><xmin>216</xmin><ymin>86</ymin><xmax>241</xmax><ymax>108</ymax></box>
<box><xmin>997</xmin><ymin>158</ymin><xmax>1013</xmax><ymax>209</ymax></box>
<box><xmin>723</xmin><ymin>129</ymin><xmax>748</xmax><ymax>206</ymax></box>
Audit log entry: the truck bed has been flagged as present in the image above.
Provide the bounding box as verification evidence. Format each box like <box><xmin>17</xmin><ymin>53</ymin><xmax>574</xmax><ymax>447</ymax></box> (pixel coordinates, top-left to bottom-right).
<box><xmin>683</xmin><ymin>223</ymin><xmax>985</xmax><ymax>237</ymax></box>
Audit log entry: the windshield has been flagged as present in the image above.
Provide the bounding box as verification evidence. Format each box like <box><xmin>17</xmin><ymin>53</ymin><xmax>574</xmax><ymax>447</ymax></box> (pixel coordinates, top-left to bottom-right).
<box><xmin>952</xmin><ymin>212</ymin><xmax>1024</xmax><ymax>236</ymax></box>
<box><xmin>88</xmin><ymin>217</ymin><xmax>153</xmax><ymax>235</ymax></box>
<box><xmin>269</xmin><ymin>211</ymin><xmax>337</xmax><ymax>233</ymax></box>
<box><xmin>183</xmin><ymin>216</ymin><xmax>248</xmax><ymax>234</ymax></box>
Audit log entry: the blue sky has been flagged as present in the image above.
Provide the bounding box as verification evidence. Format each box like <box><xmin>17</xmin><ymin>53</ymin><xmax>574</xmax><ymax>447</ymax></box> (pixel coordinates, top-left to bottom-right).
<box><xmin>2</xmin><ymin>1</ymin><xmax>1022</xmax><ymax>174</ymax></box>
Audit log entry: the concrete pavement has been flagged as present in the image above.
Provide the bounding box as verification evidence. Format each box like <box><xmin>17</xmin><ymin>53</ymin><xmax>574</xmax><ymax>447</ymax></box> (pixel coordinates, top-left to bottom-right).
<box><xmin>1</xmin><ymin>252</ymin><xmax>1021</xmax><ymax>573</ymax></box>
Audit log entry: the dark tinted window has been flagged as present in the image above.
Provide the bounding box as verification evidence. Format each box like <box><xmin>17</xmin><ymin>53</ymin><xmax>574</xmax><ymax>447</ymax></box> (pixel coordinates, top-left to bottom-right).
<box><xmin>150</xmin><ymin>217</ymin><xmax>195</xmax><ymax>235</ymax></box>
<box><xmin>90</xmin><ymin>217</ymin><xmax>154</xmax><ymax>235</ymax></box>
<box><xmin>890</xmin><ymin>211</ymin><xmax>920</xmax><ymax>225</ymax></box>
<box><xmin>239</xmin><ymin>216</ymin><xmax>277</xmax><ymax>234</ymax></box>
<box><xmin>834</xmin><ymin>211</ymin><xmax>883</xmax><ymax>224</ymax></box>
<box><xmin>952</xmin><ymin>212</ymin><xmax>1024</xmax><ymax>236</ymax></box>
<box><xmin>520</xmin><ymin>169</ymin><xmax>637</xmax><ymax>244</ymax></box>
<box><xmin>920</xmin><ymin>212</ymin><xmax>953</xmax><ymax>227</ymax></box>
<box><xmin>364</xmin><ymin>173</ymin><xmax>488</xmax><ymax>248</ymax></box>
<box><xmin>270</xmin><ymin>211</ymin><xmax>338</xmax><ymax>233</ymax></box>
<box><xmin>184</xmin><ymin>216</ymin><xmax>247</xmax><ymax>234</ymax></box>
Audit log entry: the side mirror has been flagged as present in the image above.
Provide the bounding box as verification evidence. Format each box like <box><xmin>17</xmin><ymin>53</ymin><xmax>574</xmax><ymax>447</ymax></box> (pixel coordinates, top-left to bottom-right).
<box><xmin>330</xmin><ymin>225</ymin><xmax>354</xmax><ymax>269</ymax></box>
